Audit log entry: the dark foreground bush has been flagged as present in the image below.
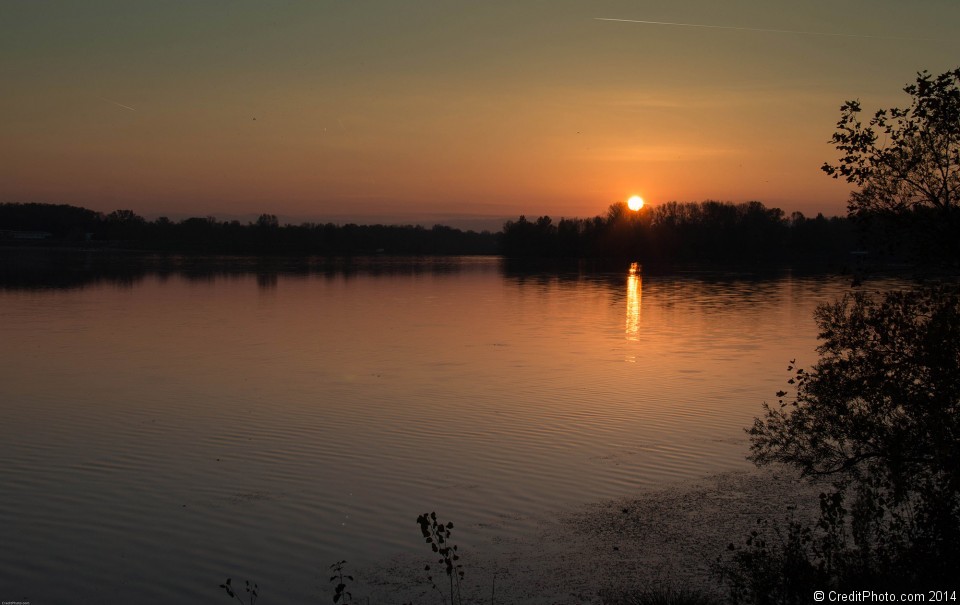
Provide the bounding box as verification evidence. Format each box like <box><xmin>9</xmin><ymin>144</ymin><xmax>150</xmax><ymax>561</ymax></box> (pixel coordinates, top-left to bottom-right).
<box><xmin>718</xmin><ymin>285</ymin><xmax>960</xmax><ymax>603</ymax></box>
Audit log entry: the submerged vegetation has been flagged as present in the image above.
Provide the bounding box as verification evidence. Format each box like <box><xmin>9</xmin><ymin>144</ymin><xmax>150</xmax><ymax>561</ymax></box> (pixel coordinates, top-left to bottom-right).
<box><xmin>222</xmin><ymin>513</ymin><xmax>471</xmax><ymax>605</ymax></box>
<box><xmin>223</xmin><ymin>510</ymin><xmax>718</xmax><ymax>605</ymax></box>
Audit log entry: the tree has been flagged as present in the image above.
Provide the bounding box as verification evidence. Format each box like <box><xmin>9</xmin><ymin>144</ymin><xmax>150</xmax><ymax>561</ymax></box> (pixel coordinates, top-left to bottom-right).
<box><xmin>747</xmin><ymin>287</ymin><xmax>960</xmax><ymax>583</ymax></box>
<box><xmin>100</xmin><ymin>208</ymin><xmax>147</xmax><ymax>241</ymax></box>
<box><xmin>821</xmin><ymin>68</ymin><xmax>960</xmax><ymax>262</ymax></box>
<box><xmin>104</xmin><ymin>209</ymin><xmax>146</xmax><ymax>224</ymax></box>
<box><xmin>255</xmin><ymin>213</ymin><xmax>279</xmax><ymax>229</ymax></box>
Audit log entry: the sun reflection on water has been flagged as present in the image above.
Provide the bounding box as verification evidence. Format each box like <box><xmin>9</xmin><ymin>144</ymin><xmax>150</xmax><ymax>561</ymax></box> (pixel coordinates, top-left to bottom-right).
<box><xmin>625</xmin><ymin>262</ymin><xmax>642</xmax><ymax>342</ymax></box>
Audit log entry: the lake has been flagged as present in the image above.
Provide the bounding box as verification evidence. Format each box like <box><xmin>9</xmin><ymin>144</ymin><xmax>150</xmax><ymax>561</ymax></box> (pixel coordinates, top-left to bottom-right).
<box><xmin>0</xmin><ymin>252</ymin><xmax>902</xmax><ymax>603</ymax></box>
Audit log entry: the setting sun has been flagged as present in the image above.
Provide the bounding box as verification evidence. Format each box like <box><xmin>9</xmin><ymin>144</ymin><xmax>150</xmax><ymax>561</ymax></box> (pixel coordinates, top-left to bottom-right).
<box><xmin>627</xmin><ymin>195</ymin><xmax>644</xmax><ymax>211</ymax></box>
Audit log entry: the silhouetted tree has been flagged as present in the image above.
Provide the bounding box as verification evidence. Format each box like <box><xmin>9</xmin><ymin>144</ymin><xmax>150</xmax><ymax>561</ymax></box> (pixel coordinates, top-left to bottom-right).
<box><xmin>0</xmin><ymin>202</ymin><xmax>100</xmax><ymax>239</ymax></box>
<box><xmin>822</xmin><ymin>68</ymin><xmax>960</xmax><ymax>264</ymax></box>
<box><xmin>747</xmin><ymin>287</ymin><xmax>960</xmax><ymax>584</ymax></box>
<box><xmin>99</xmin><ymin>209</ymin><xmax>147</xmax><ymax>241</ymax></box>
<box><xmin>500</xmin><ymin>200</ymin><xmax>851</xmax><ymax>263</ymax></box>
<box><xmin>104</xmin><ymin>209</ymin><xmax>145</xmax><ymax>224</ymax></box>
<box><xmin>255</xmin><ymin>213</ymin><xmax>279</xmax><ymax>229</ymax></box>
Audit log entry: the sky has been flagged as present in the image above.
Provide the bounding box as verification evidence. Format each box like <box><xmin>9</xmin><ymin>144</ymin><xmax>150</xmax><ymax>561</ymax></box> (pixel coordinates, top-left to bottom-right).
<box><xmin>2</xmin><ymin>1</ymin><xmax>958</xmax><ymax>227</ymax></box>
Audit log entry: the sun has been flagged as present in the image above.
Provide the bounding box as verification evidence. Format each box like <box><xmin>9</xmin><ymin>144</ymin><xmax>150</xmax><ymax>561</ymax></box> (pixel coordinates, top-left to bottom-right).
<box><xmin>627</xmin><ymin>195</ymin><xmax>644</xmax><ymax>211</ymax></box>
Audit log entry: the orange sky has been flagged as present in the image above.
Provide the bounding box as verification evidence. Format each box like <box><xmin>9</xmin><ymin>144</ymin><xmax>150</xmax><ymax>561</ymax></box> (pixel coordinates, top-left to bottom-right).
<box><xmin>2</xmin><ymin>1</ymin><xmax>958</xmax><ymax>226</ymax></box>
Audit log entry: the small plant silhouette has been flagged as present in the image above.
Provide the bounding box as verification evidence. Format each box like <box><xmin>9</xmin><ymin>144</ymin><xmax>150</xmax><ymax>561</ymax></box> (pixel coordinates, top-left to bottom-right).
<box><xmin>329</xmin><ymin>560</ymin><xmax>354</xmax><ymax>604</ymax></box>
<box><xmin>219</xmin><ymin>577</ymin><xmax>258</xmax><ymax>605</ymax></box>
<box><xmin>221</xmin><ymin>512</ymin><xmax>482</xmax><ymax>604</ymax></box>
<box><xmin>417</xmin><ymin>511</ymin><xmax>464</xmax><ymax>605</ymax></box>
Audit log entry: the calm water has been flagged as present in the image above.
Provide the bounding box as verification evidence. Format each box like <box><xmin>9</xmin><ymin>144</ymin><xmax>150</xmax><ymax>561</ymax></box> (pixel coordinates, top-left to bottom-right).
<box><xmin>0</xmin><ymin>254</ymin><xmax>902</xmax><ymax>603</ymax></box>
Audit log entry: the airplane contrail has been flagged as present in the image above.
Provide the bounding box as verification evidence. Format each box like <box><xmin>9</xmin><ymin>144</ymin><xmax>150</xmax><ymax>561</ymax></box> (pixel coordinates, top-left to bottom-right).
<box><xmin>594</xmin><ymin>17</ymin><xmax>934</xmax><ymax>41</ymax></box>
<box><xmin>98</xmin><ymin>96</ymin><xmax>136</xmax><ymax>112</ymax></box>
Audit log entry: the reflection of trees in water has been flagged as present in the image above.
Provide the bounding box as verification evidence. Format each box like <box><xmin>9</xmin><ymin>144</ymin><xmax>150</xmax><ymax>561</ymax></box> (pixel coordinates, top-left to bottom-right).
<box><xmin>500</xmin><ymin>257</ymin><xmax>838</xmax><ymax>299</ymax></box>
<box><xmin>256</xmin><ymin>272</ymin><xmax>278</xmax><ymax>290</ymax></box>
<box><xmin>4</xmin><ymin>248</ymin><xmax>897</xmax><ymax>299</ymax></box>
<box><xmin>498</xmin><ymin>257</ymin><xmax>643</xmax><ymax>289</ymax></box>
<box><xmin>0</xmin><ymin>250</ymin><xmax>149</xmax><ymax>290</ymax></box>
<box><xmin>0</xmin><ymin>251</ymin><xmax>500</xmax><ymax>291</ymax></box>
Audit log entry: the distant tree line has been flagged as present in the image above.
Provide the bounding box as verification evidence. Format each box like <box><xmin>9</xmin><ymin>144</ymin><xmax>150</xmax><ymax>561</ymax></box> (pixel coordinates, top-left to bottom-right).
<box><xmin>501</xmin><ymin>200</ymin><xmax>856</xmax><ymax>264</ymax></box>
<box><xmin>2</xmin><ymin>200</ymin><xmax>859</xmax><ymax>263</ymax></box>
<box><xmin>0</xmin><ymin>203</ymin><xmax>498</xmax><ymax>255</ymax></box>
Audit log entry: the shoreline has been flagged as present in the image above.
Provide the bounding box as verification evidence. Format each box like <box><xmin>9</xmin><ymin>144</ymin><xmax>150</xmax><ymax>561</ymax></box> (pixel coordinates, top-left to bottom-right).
<box><xmin>360</xmin><ymin>466</ymin><xmax>827</xmax><ymax>604</ymax></box>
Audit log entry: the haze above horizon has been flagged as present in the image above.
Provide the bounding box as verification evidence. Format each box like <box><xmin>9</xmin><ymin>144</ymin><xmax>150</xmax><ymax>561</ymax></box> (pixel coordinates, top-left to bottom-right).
<box><xmin>2</xmin><ymin>1</ymin><xmax>957</xmax><ymax>223</ymax></box>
